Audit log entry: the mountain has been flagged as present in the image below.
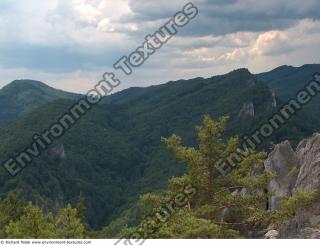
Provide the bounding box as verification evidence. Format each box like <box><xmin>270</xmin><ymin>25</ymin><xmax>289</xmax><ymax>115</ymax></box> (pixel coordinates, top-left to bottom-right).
<box><xmin>0</xmin><ymin>80</ymin><xmax>80</xmax><ymax>122</ymax></box>
<box><xmin>0</xmin><ymin>66</ymin><xmax>318</xmax><ymax>231</ymax></box>
<box><xmin>257</xmin><ymin>64</ymin><xmax>320</xmax><ymax>99</ymax></box>
<box><xmin>0</xmin><ymin>69</ymin><xmax>283</xmax><ymax>229</ymax></box>
<box><xmin>257</xmin><ymin>64</ymin><xmax>320</xmax><ymax>126</ymax></box>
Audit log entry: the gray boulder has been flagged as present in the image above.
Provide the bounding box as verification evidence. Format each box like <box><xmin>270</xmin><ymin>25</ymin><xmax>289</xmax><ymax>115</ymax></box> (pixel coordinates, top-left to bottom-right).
<box><xmin>266</xmin><ymin>134</ymin><xmax>320</xmax><ymax>238</ymax></box>
<box><xmin>264</xmin><ymin>141</ymin><xmax>299</xmax><ymax>211</ymax></box>
<box><xmin>238</xmin><ymin>102</ymin><xmax>255</xmax><ymax>118</ymax></box>
<box><xmin>264</xmin><ymin>230</ymin><xmax>279</xmax><ymax>239</ymax></box>
<box><xmin>295</xmin><ymin>133</ymin><xmax>320</xmax><ymax>192</ymax></box>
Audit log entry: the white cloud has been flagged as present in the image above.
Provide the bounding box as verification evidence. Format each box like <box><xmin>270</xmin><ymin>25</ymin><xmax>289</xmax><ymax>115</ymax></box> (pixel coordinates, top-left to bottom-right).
<box><xmin>73</xmin><ymin>0</ymin><xmax>102</xmax><ymax>24</ymax></box>
<box><xmin>250</xmin><ymin>31</ymin><xmax>289</xmax><ymax>56</ymax></box>
<box><xmin>97</xmin><ymin>18</ymin><xmax>139</xmax><ymax>32</ymax></box>
<box><xmin>0</xmin><ymin>1</ymin><xmax>320</xmax><ymax>92</ymax></box>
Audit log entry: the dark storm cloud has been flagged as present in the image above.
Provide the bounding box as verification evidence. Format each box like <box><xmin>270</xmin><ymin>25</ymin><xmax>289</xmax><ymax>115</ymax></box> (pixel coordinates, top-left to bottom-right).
<box><xmin>1</xmin><ymin>0</ymin><xmax>320</xmax><ymax>91</ymax></box>
<box><xmin>124</xmin><ymin>0</ymin><xmax>320</xmax><ymax>36</ymax></box>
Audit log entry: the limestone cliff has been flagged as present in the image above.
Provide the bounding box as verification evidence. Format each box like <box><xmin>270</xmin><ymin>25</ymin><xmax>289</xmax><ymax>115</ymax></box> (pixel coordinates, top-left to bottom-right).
<box><xmin>265</xmin><ymin>134</ymin><xmax>320</xmax><ymax>238</ymax></box>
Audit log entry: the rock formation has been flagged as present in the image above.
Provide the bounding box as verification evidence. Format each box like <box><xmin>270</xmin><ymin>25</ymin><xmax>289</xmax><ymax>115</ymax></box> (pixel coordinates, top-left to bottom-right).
<box><xmin>264</xmin><ymin>133</ymin><xmax>320</xmax><ymax>238</ymax></box>
<box><xmin>238</xmin><ymin>102</ymin><xmax>255</xmax><ymax>118</ymax></box>
<box><xmin>264</xmin><ymin>140</ymin><xmax>299</xmax><ymax>211</ymax></box>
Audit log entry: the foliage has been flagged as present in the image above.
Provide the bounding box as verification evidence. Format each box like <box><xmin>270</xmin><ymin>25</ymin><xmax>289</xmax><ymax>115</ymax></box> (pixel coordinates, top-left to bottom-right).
<box><xmin>272</xmin><ymin>191</ymin><xmax>317</xmax><ymax>227</ymax></box>
<box><xmin>0</xmin><ymin>192</ymin><xmax>26</xmax><ymax>238</ymax></box>
<box><xmin>0</xmin><ymin>192</ymin><xmax>86</xmax><ymax>239</ymax></box>
<box><xmin>55</xmin><ymin>204</ymin><xmax>85</xmax><ymax>238</ymax></box>
<box><xmin>5</xmin><ymin>203</ymin><xmax>56</xmax><ymax>238</ymax></box>
<box><xmin>119</xmin><ymin>116</ymin><xmax>315</xmax><ymax>238</ymax></box>
<box><xmin>0</xmin><ymin>67</ymin><xmax>318</xmax><ymax>232</ymax></box>
<box><xmin>76</xmin><ymin>192</ymin><xmax>87</xmax><ymax>225</ymax></box>
<box><xmin>0</xmin><ymin>80</ymin><xmax>79</xmax><ymax>122</ymax></box>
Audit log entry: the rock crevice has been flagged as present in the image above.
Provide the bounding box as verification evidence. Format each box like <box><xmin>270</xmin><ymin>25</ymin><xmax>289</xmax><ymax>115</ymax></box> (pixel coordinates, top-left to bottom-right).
<box><xmin>265</xmin><ymin>133</ymin><xmax>320</xmax><ymax>238</ymax></box>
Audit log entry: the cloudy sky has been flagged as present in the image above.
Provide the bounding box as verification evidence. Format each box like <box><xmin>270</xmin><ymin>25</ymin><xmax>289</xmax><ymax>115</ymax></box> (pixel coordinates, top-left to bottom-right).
<box><xmin>0</xmin><ymin>0</ymin><xmax>320</xmax><ymax>93</ymax></box>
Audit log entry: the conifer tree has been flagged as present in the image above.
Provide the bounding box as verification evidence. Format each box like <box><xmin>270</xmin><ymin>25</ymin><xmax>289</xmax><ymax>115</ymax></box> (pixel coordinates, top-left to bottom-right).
<box><xmin>0</xmin><ymin>192</ymin><xmax>26</xmax><ymax>238</ymax></box>
<box><xmin>76</xmin><ymin>191</ymin><xmax>87</xmax><ymax>225</ymax></box>
<box><xmin>5</xmin><ymin>203</ymin><xmax>56</xmax><ymax>238</ymax></box>
<box><xmin>56</xmin><ymin>204</ymin><xmax>85</xmax><ymax>238</ymax></box>
<box><xmin>123</xmin><ymin>115</ymin><xmax>316</xmax><ymax>238</ymax></box>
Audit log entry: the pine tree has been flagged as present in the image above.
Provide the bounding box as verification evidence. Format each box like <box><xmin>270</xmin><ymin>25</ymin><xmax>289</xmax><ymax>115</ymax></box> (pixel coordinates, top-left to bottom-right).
<box><xmin>0</xmin><ymin>192</ymin><xmax>26</xmax><ymax>238</ymax></box>
<box><xmin>76</xmin><ymin>191</ymin><xmax>87</xmax><ymax>225</ymax></box>
<box><xmin>4</xmin><ymin>202</ymin><xmax>57</xmax><ymax>238</ymax></box>
<box><xmin>124</xmin><ymin>115</ymin><xmax>316</xmax><ymax>238</ymax></box>
<box><xmin>56</xmin><ymin>204</ymin><xmax>85</xmax><ymax>238</ymax></box>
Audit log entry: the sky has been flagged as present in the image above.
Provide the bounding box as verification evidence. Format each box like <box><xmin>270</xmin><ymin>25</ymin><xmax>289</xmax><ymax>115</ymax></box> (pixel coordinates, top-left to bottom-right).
<box><xmin>0</xmin><ymin>0</ymin><xmax>320</xmax><ymax>93</ymax></box>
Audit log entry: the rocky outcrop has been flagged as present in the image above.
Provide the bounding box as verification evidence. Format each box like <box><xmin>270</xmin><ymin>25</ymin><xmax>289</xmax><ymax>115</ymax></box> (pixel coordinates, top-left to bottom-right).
<box><xmin>238</xmin><ymin>102</ymin><xmax>255</xmax><ymax>118</ymax></box>
<box><xmin>287</xmin><ymin>134</ymin><xmax>320</xmax><ymax>238</ymax></box>
<box><xmin>295</xmin><ymin>134</ymin><xmax>320</xmax><ymax>192</ymax></box>
<box><xmin>271</xmin><ymin>90</ymin><xmax>277</xmax><ymax>108</ymax></box>
<box><xmin>264</xmin><ymin>140</ymin><xmax>299</xmax><ymax>211</ymax></box>
<box><xmin>264</xmin><ymin>134</ymin><xmax>320</xmax><ymax>238</ymax></box>
<box><xmin>49</xmin><ymin>144</ymin><xmax>66</xmax><ymax>159</ymax></box>
<box><xmin>279</xmin><ymin>227</ymin><xmax>320</xmax><ymax>239</ymax></box>
<box><xmin>264</xmin><ymin>230</ymin><xmax>279</xmax><ymax>239</ymax></box>
<box><xmin>294</xmin><ymin>228</ymin><xmax>320</xmax><ymax>239</ymax></box>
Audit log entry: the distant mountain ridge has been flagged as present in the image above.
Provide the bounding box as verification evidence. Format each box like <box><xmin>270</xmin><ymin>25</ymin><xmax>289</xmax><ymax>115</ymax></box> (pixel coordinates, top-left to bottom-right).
<box><xmin>257</xmin><ymin>64</ymin><xmax>320</xmax><ymax>127</ymax></box>
<box><xmin>257</xmin><ymin>64</ymin><xmax>320</xmax><ymax>99</ymax></box>
<box><xmin>0</xmin><ymin>65</ymin><xmax>319</xmax><ymax>230</ymax></box>
<box><xmin>1</xmin><ymin>64</ymin><xmax>319</xmax><ymax>123</ymax></box>
<box><xmin>0</xmin><ymin>79</ymin><xmax>80</xmax><ymax>122</ymax></box>
<box><xmin>0</xmin><ymin>68</ymin><xmax>279</xmax><ymax>228</ymax></box>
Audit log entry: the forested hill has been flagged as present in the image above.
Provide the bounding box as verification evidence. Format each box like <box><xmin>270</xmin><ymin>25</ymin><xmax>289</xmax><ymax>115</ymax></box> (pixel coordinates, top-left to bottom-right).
<box><xmin>257</xmin><ymin>64</ymin><xmax>320</xmax><ymax>128</ymax></box>
<box><xmin>257</xmin><ymin>64</ymin><xmax>320</xmax><ymax>99</ymax></box>
<box><xmin>0</xmin><ymin>65</ymin><xmax>319</xmax><ymax>230</ymax></box>
<box><xmin>0</xmin><ymin>80</ymin><xmax>80</xmax><ymax>122</ymax></box>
